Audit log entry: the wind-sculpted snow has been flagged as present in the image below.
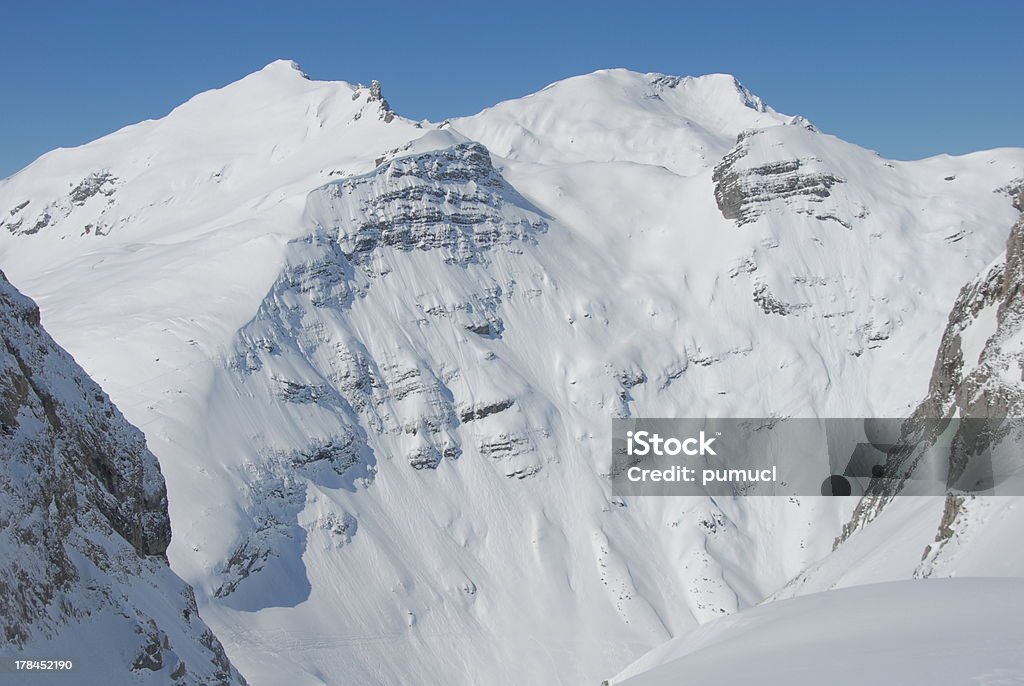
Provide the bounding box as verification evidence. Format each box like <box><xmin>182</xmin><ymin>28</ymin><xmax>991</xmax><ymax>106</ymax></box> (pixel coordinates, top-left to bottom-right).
<box><xmin>1</xmin><ymin>62</ymin><xmax>1024</xmax><ymax>686</ymax></box>
<box><xmin>0</xmin><ymin>270</ymin><xmax>245</xmax><ymax>684</ymax></box>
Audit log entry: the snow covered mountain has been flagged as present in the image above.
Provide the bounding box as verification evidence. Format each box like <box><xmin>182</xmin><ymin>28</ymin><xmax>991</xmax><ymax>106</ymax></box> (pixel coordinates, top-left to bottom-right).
<box><xmin>1</xmin><ymin>61</ymin><xmax>1022</xmax><ymax>684</ymax></box>
<box><xmin>769</xmin><ymin>181</ymin><xmax>1024</xmax><ymax>596</ymax></box>
<box><xmin>610</xmin><ymin>184</ymin><xmax>1024</xmax><ymax>685</ymax></box>
<box><xmin>0</xmin><ymin>270</ymin><xmax>245</xmax><ymax>684</ymax></box>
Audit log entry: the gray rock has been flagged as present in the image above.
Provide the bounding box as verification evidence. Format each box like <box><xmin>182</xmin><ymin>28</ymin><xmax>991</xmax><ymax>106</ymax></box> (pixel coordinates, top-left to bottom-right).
<box><xmin>713</xmin><ymin>132</ymin><xmax>843</xmax><ymax>226</ymax></box>
<box><xmin>838</xmin><ymin>184</ymin><xmax>1024</xmax><ymax>549</ymax></box>
<box><xmin>0</xmin><ymin>270</ymin><xmax>245</xmax><ymax>684</ymax></box>
<box><xmin>319</xmin><ymin>142</ymin><xmax>548</xmax><ymax>265</ymax></box>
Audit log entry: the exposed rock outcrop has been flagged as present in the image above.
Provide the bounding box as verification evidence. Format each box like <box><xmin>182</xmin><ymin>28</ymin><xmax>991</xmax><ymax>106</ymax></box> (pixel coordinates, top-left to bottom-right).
<box><xmin>2</xmin><ymin>170</ymin><xmax>120</xmax><ymax>236</ymax></box>
<box><xmin>838</xmin><ymin>184</ymin><xmax>1024</xmax><ymax>548</ymax></box>
<box><xmin>314</xmin><ymin>141</ymin><xmax>548</xmax><ymax>265</ymax></box>
<box><xmin>0</xmin><ymin>270</ymin><xmax>245</xmax><ymax>684</ymax></box>
<box><xmin>713</xmin><ymin>130</ymin><xmax>844</xmax><ymax>226</ymax></box>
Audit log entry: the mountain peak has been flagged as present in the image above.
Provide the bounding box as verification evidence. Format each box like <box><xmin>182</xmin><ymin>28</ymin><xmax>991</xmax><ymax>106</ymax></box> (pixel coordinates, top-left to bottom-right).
<box><xmin>634</xmin><ymin>70</ymin><xmax>770</xmax><ymax>114</ymax></box>
<box><xmin>687</xmin><ymin>72</ymin><xmax>768</xmax><ymax>112</ymax></box>
<box><xmin>535</xmin><ymin>68</ymin><xmax>768</xmax><ymax>111</ymax></box>
<box><xmin>255</xmin><ymin>59</ymin><xmax>310</xmax><ymax>80</ymax></box>
<box><xmin>450</xmin><ymin>67</ymin><xmax>787</xmax><ymax>174</ymax></box>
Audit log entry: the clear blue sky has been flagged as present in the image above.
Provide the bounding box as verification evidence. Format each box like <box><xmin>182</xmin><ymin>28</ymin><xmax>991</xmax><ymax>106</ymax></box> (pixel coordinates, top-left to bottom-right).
<box><xmin>2</xmin><ymin>1</ymin><xmax>1021</xmax><ymax>178</ymax></box>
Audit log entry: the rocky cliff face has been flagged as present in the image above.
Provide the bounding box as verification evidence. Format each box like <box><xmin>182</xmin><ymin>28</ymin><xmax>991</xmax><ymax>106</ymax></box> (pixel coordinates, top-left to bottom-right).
<box><xmin>209</xmin><ymin>138</ymin><xmax>548</xmax><ymax>606</ymax></box>
<box><xmin>910</xmin><ymin>184</ymin><xmax>1024</xmax><ymax>421</ymax></box>
<box><xmin>323</xmin><ymin>140</ymin><xmax>547</xmax><ymax>265</ymax></box>
<box><xmin>838</xmin><ymin>183</ymin><xmax>1024</xmax><ymax>551</ymax></box>
<box><xmin>0</xmin><ymin>270</ymin><xmax>245</xmax><ymax>684</ymax></box>
<box><xmin>713</xmin><ymin>126</ymin><xmax>847</xmax><ymax>227</ymax></box>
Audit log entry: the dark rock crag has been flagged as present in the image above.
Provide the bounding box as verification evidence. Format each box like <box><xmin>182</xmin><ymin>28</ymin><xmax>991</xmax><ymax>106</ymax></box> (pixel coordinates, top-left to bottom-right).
<box><xmin>837</xmin><ymin>184</ymin><xmax>1024</xmax><ymax>551</ymax></box>
<box><xmin>0</xmin><ymin>270</ymin><xmax>246</xmax><ymax>685</ymax></box>
<box><xmin>713</xmin><ymin>130</ymin><xmax>843</xmax><ymax>226</ymax></box>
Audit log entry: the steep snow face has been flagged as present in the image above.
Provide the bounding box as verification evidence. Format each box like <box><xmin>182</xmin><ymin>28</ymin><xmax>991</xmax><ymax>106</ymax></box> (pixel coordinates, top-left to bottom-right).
<box><xmin>1</xmin><ymin>63</ymin><xmax>1024</xmax><ymax>686</ymax></box>
<box><xmin>610</xmin><ymin>578</ymin><xmax>1024</xmax><ymax>686</ymax></box>
<box><xmin>618</xmin><ymin>180</ymin><xmax>1024</xmax><ymax>686</ymax></box>
<box><xmin>0</xmin><ymin>270</ymin><xmax>245</xmax><ymax>685</ymax></box>
<box><xmin>774</xmin><ymin>184</ymin><xmax>1024</xmax><ymax>598</ymax></box>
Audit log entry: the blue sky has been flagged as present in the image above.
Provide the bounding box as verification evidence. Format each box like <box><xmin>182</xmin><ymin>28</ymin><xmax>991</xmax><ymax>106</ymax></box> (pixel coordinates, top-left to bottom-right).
<box><xmin>2</xmin><ymin>1</ymin><xmax>1021</xmax><ymax>178</ymax></box>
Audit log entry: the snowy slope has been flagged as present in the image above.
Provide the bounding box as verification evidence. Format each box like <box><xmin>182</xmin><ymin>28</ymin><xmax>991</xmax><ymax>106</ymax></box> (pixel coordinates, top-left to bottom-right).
<box><xmin>608</xmin><ymin>184</ymin><xmax>1024</xmax><ymax>686</ymax></box>
<box><xmin>609</xmin><ymin>578</ymin><xmax>1024</xmax><ymax>686</ymax></box>
<box><xmin>769</xmin><ymin>183</ymin><xmax>1024</xmax><ymax>599</ymax></box>
<box><xmin>1</xmin><ymin>63</ymin><xmax>1023</xmax><ymax>685</ymax></box>
<box><xmin>0</xmin><ymin>270</ymin><xmax>245</xmax><ymax>684</ymax></box>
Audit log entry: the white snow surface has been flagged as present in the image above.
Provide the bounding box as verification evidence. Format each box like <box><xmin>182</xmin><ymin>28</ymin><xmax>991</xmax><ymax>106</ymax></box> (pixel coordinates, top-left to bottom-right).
<box><xmin>1</xmin><ymin>61</ymin><xmax>1023</xmax><ymax>685</ymax></box>
<box><xmin>610</xmin><ymin>578</ymin><xmax>1024</xmax><ymax>686</ymax></box>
